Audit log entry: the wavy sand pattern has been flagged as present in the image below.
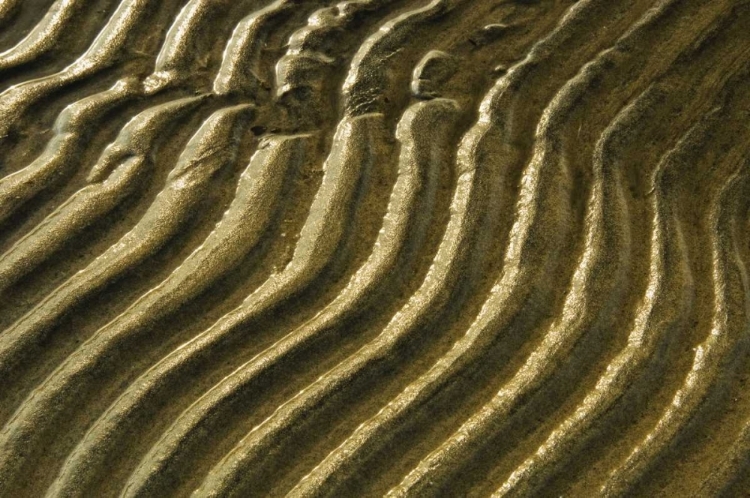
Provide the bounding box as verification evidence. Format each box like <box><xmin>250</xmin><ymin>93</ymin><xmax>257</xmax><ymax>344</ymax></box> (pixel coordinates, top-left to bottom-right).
<box><xmin>1</xmin><ymin>0</ymin><xmax>750</xmax><ymax>496</ymax></box>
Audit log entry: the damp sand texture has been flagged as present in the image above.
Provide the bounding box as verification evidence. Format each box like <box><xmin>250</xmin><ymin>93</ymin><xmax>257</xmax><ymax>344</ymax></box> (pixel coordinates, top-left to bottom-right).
<box><xmin>1</xmin><ymin>0</ymin><xmax>750</xmax><ymax>496</ymax></box>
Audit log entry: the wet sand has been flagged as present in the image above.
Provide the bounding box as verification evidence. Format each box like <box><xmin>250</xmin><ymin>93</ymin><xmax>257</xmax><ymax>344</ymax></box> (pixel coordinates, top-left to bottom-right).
<box><xmin>1</xmin><ymin>0</ymin><xmax>750</xmax><ymax>496</ymax></box>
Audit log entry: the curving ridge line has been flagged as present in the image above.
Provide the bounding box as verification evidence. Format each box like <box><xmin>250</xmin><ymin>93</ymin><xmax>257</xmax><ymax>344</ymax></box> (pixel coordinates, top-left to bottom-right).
<box><xmin>104</xmin><ymin>3</ymin><xmax>471</xmax><ymax>493</ymax></box>
<box><xmin>274</xmin><ymin>0</ymin><xmax>394</xmax><ymax>100</ymax></box>
<box><xmin>123</xmin><ymin>96</ymin><xmax>461</xmax><ymax>498</ymax></box>
<box><xmin>187</xmin><ymin>0</ymin><xmax>668</xmax><ymax>494</ymax></box>
<box><xmin>285</xmin><ymin>105</ymin><xmax>505</xmax><ymax>498</ymax></box>
<box><xmin>0</xmin><ymin>0</ymin><xmax>19</xmax><ymax>26</ymax></box>
<box><xmin>0</xmin><ymin>93</ymin><xmax>203</xmax><ymax>293</ymax></box>
<box><xmin>43</xmin><ymin>4</ymin><xmax>462</xmax><ymax>494</ymax></box>
<box><xmin>0</xmin><ymin>77</ymin><xmax>139</xmax><ymax>225</ymax></box>
<box><xmin>282</xmin><ymin>2</ymin><xmax>624</xmax><ymax>487</ymax></box>
<box><xmin>46</xmin><ymin>131</ymin><xmax>314</xmax><ymax>498</ymax></box>
<box><xmin>141</xmin><ymin>0</ymin><xmax>268</xmax><ymax>94</ymax></box>
<box><xmin>190</xmin><ymin>60</ymin><xmax>501</xmax><ymax>498</ymax></box>
<box><xmin>0</xmin><ymin>0</ymin><xmax>162</xmax><ymax>136</ymax></box>
<box><xmin>382</xmin><ymin>91</ymin><xmax>625</xmax><ymax>498</ymax></box>
<box><xmin>109</xmin><ymin>111</ymin><xmax>388</xmax><ymax>498</ymax></box>
<box><xmin>144</xmin><ymin>0</ymin><xmax>233</xmax><ymax>92</ymax></box>
<box><xmin>44</xmin><ymin>3</ymin><xmax>425</xmax><ymax>491</ymax></box>
<box><xmin>600</xmin><ymin>160</ymin><xmax>750</xmax><ymax>496</ymax></box>
<box><xmin>0</xmin><ymin>102</ymin><xmax>252</xmax><ymax>490</ymax></box>
<box><xmin>48</xmin><ymin>5</ymin><xmax>433</xmax><ymax>493</ymax></box>
<box><xmin>0</xmin><ymin>0</ymin><xmax>87</xmax><ymax>72</ymax></box>
<box><xmin>0</xmin><ymin>99</ymin><xmax>244</xmax><ymax>375</ymax></box>
<box><xmin>494</xmin><ymin>25</ymin><xmax>750</xmax><ymax>492</ymax></box>
<box><xmin>343</xmin><ymin>0</ymin><xmax>456</xmax><ymax>116</ymax></box>
<box><xmin>384</xmin><ymin>0</ymin><xmax>742</xmax><ymax>493</ymax></box>
<box><xmin>1</xmin><ymin>0</ymin><xmax>750</xmax><ymax>495</ymax></box>
<box><xmin>213</xmin><ymin>0</ymin><xmax>305</xmax><ymax>97</ymax></box>
<box><xmin>193</xmin><ymin>111</ymin><xmax>490</xmax><ymax>498</ymax></box>
<box><xmin>494</xmin><ymin>93</ymin><xmax>706</xmax><ymax>497</ymax></box>
<box><xmin>387</xmin><ymin>46</ymin><xmax>630</xmax><ymax>498</ymax></box>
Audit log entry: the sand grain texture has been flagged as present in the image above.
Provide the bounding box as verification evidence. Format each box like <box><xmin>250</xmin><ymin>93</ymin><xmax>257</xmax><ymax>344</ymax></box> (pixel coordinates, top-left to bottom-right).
<box><xmin>1</xmin><ymin>0</ymin><xmax>750</xmax><ymax>496</ymax></box>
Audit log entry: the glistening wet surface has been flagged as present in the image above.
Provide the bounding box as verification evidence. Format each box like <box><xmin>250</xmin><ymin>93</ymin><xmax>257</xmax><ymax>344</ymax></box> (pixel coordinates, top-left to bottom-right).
<box><xmin>1</xmin><ymin>0</ymin><xmax>750</xmax><ymax>496</ymax></box>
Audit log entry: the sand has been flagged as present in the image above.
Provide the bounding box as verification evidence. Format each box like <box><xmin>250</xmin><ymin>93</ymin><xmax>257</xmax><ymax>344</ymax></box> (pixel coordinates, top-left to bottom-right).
<box><xmin>0</xmin><ymin>0</ymin><xmax>749</xmax><ymax>496</ymax></box>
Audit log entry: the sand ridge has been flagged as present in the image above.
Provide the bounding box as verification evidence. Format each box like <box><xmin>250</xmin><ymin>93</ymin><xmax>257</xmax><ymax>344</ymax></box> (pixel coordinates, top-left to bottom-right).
<box><xmin>0</xmin><ymin>0</ymin><xmax>749</xmax><ymax>496</ymax></box>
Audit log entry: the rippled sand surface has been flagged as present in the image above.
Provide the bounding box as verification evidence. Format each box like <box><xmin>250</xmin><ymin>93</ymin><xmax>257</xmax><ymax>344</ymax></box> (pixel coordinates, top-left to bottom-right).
<box><xmin>1</xmin><ymin>0</ymin><xmax>749</xmax><ymax>496</ymax></box>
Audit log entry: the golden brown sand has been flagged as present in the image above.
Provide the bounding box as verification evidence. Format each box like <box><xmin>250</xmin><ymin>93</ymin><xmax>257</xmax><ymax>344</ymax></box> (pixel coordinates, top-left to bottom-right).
<box><xmin>1</xmin><ymin>0</ymin><xmax>750</xmax><ymax>496</ymax></box>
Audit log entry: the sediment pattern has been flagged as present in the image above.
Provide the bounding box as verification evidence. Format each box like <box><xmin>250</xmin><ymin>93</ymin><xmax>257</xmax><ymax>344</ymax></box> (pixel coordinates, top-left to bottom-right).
<box><xmin>1</xmin><ymin>0</ymin><xmax>749</xmax><ymax>496</ymax></box>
